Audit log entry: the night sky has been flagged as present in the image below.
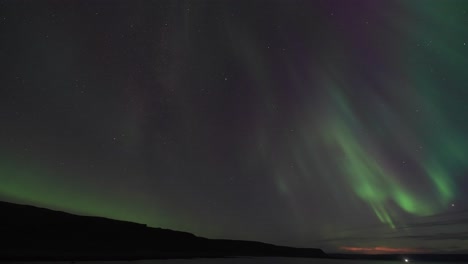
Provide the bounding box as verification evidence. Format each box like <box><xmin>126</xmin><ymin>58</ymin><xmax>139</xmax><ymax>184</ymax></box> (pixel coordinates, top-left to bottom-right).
<box><xmin>1</xmin><ymin>0</ymin><xmax>468</xmax><ymax>254</ymax></box>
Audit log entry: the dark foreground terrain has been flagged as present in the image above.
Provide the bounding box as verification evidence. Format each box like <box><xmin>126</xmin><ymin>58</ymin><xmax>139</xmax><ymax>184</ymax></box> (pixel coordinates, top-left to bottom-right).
<box><xmin>0</xmin><ymin>201</ymin><xmax>327</xmax><ymax>261</ymax></box>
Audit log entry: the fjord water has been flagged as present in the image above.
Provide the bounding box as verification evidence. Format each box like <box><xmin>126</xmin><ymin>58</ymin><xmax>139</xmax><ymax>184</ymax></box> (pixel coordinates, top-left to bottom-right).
<box><xmin>137</xmin><ymin>258</ymin><xmax>409</xmax><ymax>264</ymax></box>
<box><xmin>24</xmin><ymin>258</ymin><xmax>420</xmax><ymax>264</ymax></box>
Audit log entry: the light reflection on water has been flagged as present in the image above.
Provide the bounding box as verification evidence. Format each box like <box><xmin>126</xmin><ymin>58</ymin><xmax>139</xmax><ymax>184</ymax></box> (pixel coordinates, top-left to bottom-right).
<box><xmin>20</xmin><ymin>257</ymin><xmax>418</xmax><ymax>264</ymax></box>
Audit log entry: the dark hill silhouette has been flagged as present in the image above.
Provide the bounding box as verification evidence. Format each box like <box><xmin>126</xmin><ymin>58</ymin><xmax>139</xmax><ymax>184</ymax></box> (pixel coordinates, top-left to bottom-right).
<box><xmin>0</xmin><ymin>201</ymin><xmax>327</xmax><ymax>261</ymax></box>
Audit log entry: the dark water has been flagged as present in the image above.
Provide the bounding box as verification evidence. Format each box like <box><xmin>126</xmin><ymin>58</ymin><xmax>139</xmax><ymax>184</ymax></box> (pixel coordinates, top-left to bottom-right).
<box><xmin>18</xmin><ymin>257</ymin><xmax>425</xmax><ymax>264</ymax></box>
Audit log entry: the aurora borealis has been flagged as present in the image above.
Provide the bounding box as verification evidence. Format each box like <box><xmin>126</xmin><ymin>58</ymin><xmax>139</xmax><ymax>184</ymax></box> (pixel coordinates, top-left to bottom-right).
<box><xmin>1</xmin><ymin>0</ymin><xmax>468</xmax><ymax>254</ymax></box>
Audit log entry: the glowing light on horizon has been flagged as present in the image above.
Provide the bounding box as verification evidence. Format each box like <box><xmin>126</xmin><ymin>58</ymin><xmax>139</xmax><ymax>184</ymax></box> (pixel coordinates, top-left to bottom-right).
<box><xmin>341</xmin><ymin>246</ymin><xmax>428</xmax><ymax>254</ymax></box>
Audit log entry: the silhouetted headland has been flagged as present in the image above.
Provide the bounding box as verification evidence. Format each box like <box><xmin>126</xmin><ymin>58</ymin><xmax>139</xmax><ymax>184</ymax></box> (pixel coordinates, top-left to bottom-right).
<box><xmin>0</xmin><ymin>201</ymin><xmax>327</xmax><ymax>261</ymax></box>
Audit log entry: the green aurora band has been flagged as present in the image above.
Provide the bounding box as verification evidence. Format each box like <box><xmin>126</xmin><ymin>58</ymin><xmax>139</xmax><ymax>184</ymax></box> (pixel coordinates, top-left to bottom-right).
<box><xmin>321</xmin><ymin>86</ymin><xmax>460</xmax><ymax>228</ymax></box>
<box><xmin>1</xmin><ymin>0</ymin><xmax>467</xmax><ymax>242</ymax></box>
<box><xmin>315</xmin><ymin>0</ymin><xmax>468</xmax><ymax>228</ymax></box>
<box><xmin>253</xmin><ymin>0</ymin><xmax>468</xmax><ymax>230</ymax></box>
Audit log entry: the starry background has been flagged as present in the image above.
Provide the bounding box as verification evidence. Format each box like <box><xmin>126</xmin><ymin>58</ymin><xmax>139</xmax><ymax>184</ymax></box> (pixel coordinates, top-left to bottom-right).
<box><xmin>1</xmin><ymin>0</ymin><xmax>468</xmax><ymax>254</ymax></box>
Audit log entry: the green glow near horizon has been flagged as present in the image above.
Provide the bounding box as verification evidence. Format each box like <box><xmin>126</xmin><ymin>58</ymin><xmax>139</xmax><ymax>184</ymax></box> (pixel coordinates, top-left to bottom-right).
<box><xmin>0</xmin><ymin>157</ymin><xmax>177</xmax><ymax>229</ymax></box>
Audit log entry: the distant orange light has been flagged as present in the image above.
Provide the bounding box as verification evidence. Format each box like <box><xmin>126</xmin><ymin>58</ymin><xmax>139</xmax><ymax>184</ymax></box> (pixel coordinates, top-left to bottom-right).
<box><xmin>340</xmin><ymin>246</ymin><xmax>427</xmax><ymax>254</ymax></box>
